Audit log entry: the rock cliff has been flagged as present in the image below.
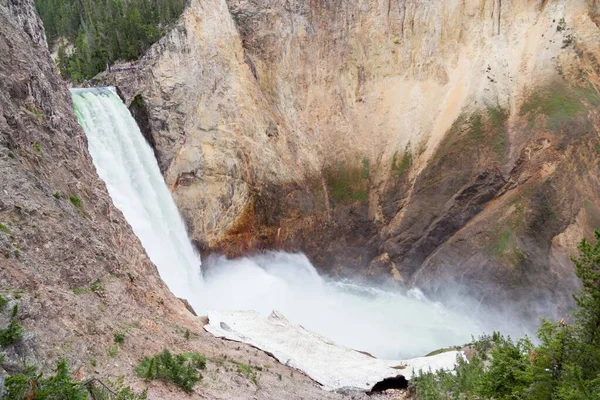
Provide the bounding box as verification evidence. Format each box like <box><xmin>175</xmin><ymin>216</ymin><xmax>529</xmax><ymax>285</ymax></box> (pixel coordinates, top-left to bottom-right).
<box><xmin>106</xmin><ymin>0</ymin><xmax>600</xmax><ymax>318</ymax></box>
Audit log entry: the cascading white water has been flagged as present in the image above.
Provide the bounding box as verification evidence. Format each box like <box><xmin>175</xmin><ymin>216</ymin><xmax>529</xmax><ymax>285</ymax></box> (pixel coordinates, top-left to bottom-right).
<box><xmin>72</xmin><ymin>87</ymin><xmax>526</xmax><ymax>361</ymax></box>
<box><xmin>71</xmin><ymin>87</ymin><xmax>203</xmax><ymax>301</ymax></box>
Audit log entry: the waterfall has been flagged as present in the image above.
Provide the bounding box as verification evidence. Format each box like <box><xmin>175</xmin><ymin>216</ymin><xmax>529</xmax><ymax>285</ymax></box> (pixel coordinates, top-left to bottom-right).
<box><xmin>71</xmin><ymin>87</ymin><xmax>203</xmax><ymax>302</ymax></box>
<box><xmin>71</xmin><ymin>87</ymin><xmax>527</xmax><ymax>362</ymax></box>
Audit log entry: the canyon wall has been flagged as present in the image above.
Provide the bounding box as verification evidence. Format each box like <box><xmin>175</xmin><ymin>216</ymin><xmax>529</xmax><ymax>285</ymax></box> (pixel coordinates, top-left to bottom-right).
<box><xmin>0</xmin><ymin>2</ymin><xmax>348</xmax><ymax>398</ymax></box>
<box><xmin>0</xmin><ymin>0</ymin><xmax>199</xmax><ymax>376</ymax></box>
<box><xmin>107</xmin><ymin>0</ymin><xmax>600</xmax><ymax>317</ymax></box>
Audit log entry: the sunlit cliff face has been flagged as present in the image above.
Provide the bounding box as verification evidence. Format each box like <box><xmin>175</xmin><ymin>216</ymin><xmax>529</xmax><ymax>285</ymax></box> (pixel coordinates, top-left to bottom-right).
<box><xmin>107</xmin><ymin>0</ymin><xmax>600</xmax><ymax>329</ymax></box>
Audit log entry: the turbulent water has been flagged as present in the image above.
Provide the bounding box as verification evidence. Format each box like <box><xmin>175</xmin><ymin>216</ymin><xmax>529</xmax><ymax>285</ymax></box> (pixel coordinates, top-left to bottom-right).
<box><xmin>72</xmin><ymin>87</ymin><xmax>515</xmax><ymax>360</ymax></box>
<box><xmin>198</xmin><ymin>252</ymin><xmax>491</xmax><ymax>359</ymax></box>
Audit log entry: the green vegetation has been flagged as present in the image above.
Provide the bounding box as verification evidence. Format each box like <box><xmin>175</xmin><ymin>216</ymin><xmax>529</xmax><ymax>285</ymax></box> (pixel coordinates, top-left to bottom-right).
<box><xmin>574</xmin><ymin>85</ymin><xmax>600</xmax><ymax>107</ymax></box>
<box><xmin>31</xmin><ymin>109</ymin><xmax>43</xmax><ymax>121</ymax></box>
<box><xmin>69</xmin><ymin>194</ymin><xmax>82</xmax><ymax>209</ymax></box>
<box><xmin>0</xmin><ymin>305</ymin><xmax>24</xmax><ymax>346</ymax></box>
<box><xmin>236</xmin><ymin>362</ymin><xmax>260</xmax><ymax>385</ymax></box>
<box><xmin>35</xmin><ymin>0</ymin><xmax>187</xmax><ymax>81</ymax></box>
<box><xmin>412</xmin><ymin>229</ymin><xmax>600</xmax><ymax>399</ymax></box>
<box><xmin>584</xmin><ymin>200</ymin><xmax>600</xmax><ymax>227</ymax></box>
<box><xmin>467</xmin><ymin>114</ymin><xmax>485</xmax><ymax>140</ymax></box>
<box><xmin>0</xmin><ymin>223</ymin><xmax>9</xmax><ymax>233</ymax></box>
<box><xmin>519</xmin><ymin>84</ymin><xmax>599</xmax><ymax>131</ymax></box>
<box><xmin>430</xmin><ymin>106</ymin><xmax>509</xmax><ymax>170</ymax></box>
<box><xmin>0</xmin><ymin>295</ymin><xmax>7</xmax><ymax>312</ymax></box>
<box><xmin>487</xmin><ymin>105</ymin><xmax>509</xmax><ymax>157</ymax></box>
<box><xmin>108</xmin><ymin>345</ymin><xmax>118</xmax><ymax>358</ymax></box>
<box><xmin>1</xmin><ymin>359</ymin><xmax>146</xmax><ymax>400</ymax></box>
<box><xmin>491</xmin><ymin>229</ymin><xmax>513</xmax><ymax>257</ymax></box>
<box><xmin>33</xmin><ymin>141</ymin><xmax>42</xmax><ymax>152</ymax></box>
<box><xmin>488</xmin><ymin>105</ymin><xmax>508</xmax><ymax>129</ymax></box>
<box><xmin>425</xmin><ymin>346</ymin><xmax>462</xmax><ymax>357</ymax></box>
<box><xmin>563</xmin><ymin>34</ymin><xmax>575</xmax><ymax>49</ymax></box>
<box><xmin>361</xmin><ymin>158</ymin><xmax>370</xmax><ymax>179</ymax></box>
<box><xmin>392</xmin><ymin>147</ymin><xmax>412</xmax><ymax>178</ymax></box>
<box><xmin>136</xmin><ymin>350</ymin><xmax>206</xmax><ymax>393</ymax></box>
<box><xmin>114</xmin><ymin>332</ymin><xmax>125</xmax><ymax>344</ymax></box>
<box><xmin>325</xmin><ymin>162</ymin><xmax>369</xmax><ymax>204</ymax></box>
<box><xmin>53</xmin><ymin>191</ymin><xmax>61</xmax><ymax>199</ymax></box>
<box><xmin>73</xmin><ymin>279</ymin><xmax>103</xmax><ymax>295</ymax></box>
<box><xmin>90</xmin><ymin>279</ymin><xmax>102</xmax><ymax>293</ymax></box>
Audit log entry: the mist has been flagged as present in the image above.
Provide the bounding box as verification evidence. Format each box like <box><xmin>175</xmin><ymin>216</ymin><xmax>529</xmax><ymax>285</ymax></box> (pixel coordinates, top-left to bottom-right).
<box><xmin>190</xmin><ymin>251</ymin><xmax>535</xmax><ymax>360</ymax></box>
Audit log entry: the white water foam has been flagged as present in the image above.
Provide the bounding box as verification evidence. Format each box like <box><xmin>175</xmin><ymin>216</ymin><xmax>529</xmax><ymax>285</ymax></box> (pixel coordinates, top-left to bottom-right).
<box><xmin>198</xmin><ymin>252</ymin><xmax>484</xmax><ymax>360</ymax></box>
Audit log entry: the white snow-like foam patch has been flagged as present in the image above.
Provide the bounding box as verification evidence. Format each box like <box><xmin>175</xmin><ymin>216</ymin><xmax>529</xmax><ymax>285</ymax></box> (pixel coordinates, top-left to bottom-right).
<box><xmin>205</xmin><ymin>310</ymin><xmax>462</xmax><ymax>391</ymax></box>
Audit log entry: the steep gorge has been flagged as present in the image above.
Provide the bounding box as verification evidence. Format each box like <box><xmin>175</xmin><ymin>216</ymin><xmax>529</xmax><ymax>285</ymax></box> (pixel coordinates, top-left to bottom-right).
<box><xmin>104</xmin><ymin>0</ymin><xmax>600</xmax><ymax>319</ymax></box>
<box><xmin>0</xmin><ymin>1</ymin><xmax>357</xmax><ymax>398</ymax></box>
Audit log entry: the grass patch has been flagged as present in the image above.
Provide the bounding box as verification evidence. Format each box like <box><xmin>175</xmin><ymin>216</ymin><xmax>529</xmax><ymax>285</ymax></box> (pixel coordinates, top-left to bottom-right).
<box><xmin>136</xmin><ymin>350</ymin><xmax>205</xmax><ymax>393</ymax></box>
<box><xmin>107</xmin><ymin>345</ymin><xmax>117</xmax><ymax>358</ymax></box>
<box><xmin>487</xmin><ymin>106</ymin><xmax>509</xmax><ymax>158</ymax></box>
<box><xmin>69</xmin><ymin>195</ymin><xmax>83</xmax><ymax>209</ymax></box>
<box><xmin>72</xmin><ymin>287</ymin><xmax>90</xmax><ymax>295</ymax></box>
<box><xmin>425</xmin><ymin>346</ymin><xmax>462</xmax><ymax>357</ymax></box>
<box><xmin>361</xmin><ymin>157</ymin><xmax>370</xmax><ymax>179</ymax></box>
<box><xmin>467</xmin><ymin>114</ymin><xmax>485</xmax><ymax>140</ymax></box>
<box><xmin>0</xmin><ymin>296</ymin><xmax>7</xmax><ymax>313</ymax></box>
<box><xmin>392</xmin><ymin>148</ymin><xmax>412</xmax><ymax>178</ymax></box>
<box><xmin>492</xmin><ymin>229</ymin><xmax>513</xmax><ymax>257</ymax></box>
<box><xmin>325</xmin><ymin>161</ymin><xmax>369</xmax><ymax>204</ymax></box>
<box><xmin>236</xmin><ymin>362</ymin><xmax>260</xmax><ymax>385</ymax></box>
<box><xmin>583</xmin><ymin>199</ymin><xmax>600</xmax><ymax>226</ymax></box>
<box><xmin>32</xmin><ymin>141</ymin><xmax>41</xmax><ymax>152</ymax></box>
<box><xmin>53</xmin><ymin>192</ymin><xmax>61</xmax><ymax>199</ymax></box>
<box><xmin>488</xmin><ymin>106</ymin><xmax>508</xmax><ymax>129</ymax></box>
<box><xmin>0</xmin><ymin>223</ymin><xmax>9</xmax><ymax>234</ymax></box>
<box><xmin>519</xmin><ymin>84</ymin><xmax>598</xmax><ymax>131</ymax></box>
<box><xmin>490</xmin><ymin>228</ymin><xmax>527</xmax><ymax>267</ymax></box>
<box><xmin>114</xmin><ymin>332</ymin><xmax>125</xmax><ymax>344</ymax></box>
<box><xmin>574</xmin><ymin>85</ymin><xmax>600</xmax><ymax>107</ymax></box>
<box><xmin>26</xmin><ymin>105</ymin><xmax>43</xmax><ymax>121</ymax></box>
<box><xmin>430</xmin><ymin>106</ymin><xmax>509</xmax><ymax>169</ymax></box>
<box><xmin>90</xmin><ymin>280</ymin><xmax>102</xmax><ymax>293</ymax></box>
